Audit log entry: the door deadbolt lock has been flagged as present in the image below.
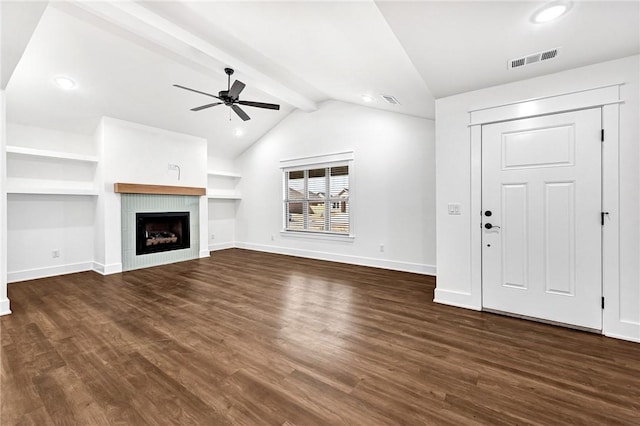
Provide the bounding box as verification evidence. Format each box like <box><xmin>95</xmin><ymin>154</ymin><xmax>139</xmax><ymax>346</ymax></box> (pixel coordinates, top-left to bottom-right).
<box><xmin>484</xmin><ymin>210</ymin><xmax>492</xmax><ymax>217</ymax></box>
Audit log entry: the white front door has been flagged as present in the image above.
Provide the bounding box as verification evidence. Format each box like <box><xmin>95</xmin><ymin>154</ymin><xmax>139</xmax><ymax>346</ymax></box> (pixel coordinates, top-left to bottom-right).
<box><xmin>481</xmin><ymin>108</ymin><xmax>602</xmax><ymax>330</ymax></box>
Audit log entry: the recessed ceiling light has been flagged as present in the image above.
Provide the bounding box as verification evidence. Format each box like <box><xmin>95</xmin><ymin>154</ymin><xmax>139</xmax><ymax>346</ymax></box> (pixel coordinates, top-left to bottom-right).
<box><xmin>532</xmin><ymin>1</ymin><xmax>571</xmax><ymax>23</ymax></box>
<box><xmin>234</xmin><ymin>128</ymin><xmax>244</xmax><ymax>137</ymax></box>
<box><xmin>53</xmin><ymin>76</ymin><xmax>77</xmax><ymax>90</ymax></box>
<box><xmin>361</xmin><ymin>95</ymin><xmax>374</xmax><ymax>103</ymax></box>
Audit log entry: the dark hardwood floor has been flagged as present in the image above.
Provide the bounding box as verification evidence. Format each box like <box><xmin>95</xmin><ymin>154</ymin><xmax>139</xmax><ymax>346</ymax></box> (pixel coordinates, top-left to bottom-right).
<box><xmin>1</xmin><ymin>249</ymin><xmax>639</xmax><ymax>425</ymax></box>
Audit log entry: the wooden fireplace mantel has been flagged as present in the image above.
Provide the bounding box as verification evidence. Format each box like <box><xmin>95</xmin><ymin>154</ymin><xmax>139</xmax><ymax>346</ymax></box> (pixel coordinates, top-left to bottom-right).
<box><xmin>114</xmin><ymin>183</ymin><xmax>206</xmax><ymax>196</ymax></box>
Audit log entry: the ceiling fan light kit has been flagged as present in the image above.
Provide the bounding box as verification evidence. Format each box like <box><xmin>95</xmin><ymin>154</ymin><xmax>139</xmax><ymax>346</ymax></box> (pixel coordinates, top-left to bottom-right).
<box><xmin>174</xmin><ymin>68</ymin><xmax>280</xmax><ymax>121</ymax></box>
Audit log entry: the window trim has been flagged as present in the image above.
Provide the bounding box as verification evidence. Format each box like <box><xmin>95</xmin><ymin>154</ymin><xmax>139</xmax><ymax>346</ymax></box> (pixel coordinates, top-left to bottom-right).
<box><xmin>280</xmin><ymin>230</ymin><xmax>355</xmax><ymax>242</ymax></box>
<box><xmin>281</xmin><ymin>151</ymin><xmax>354</xmax><ymax>238</ymax></box>
<box><xmin>280</xmin><ymin>151</ymin><xmax>354</xmax><ymax>170</ymax></box>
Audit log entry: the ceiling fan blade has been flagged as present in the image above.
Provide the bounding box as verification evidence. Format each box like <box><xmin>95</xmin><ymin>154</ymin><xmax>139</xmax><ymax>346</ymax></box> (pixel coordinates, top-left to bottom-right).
<box><xmin>231</xmin><ymin>104</ymin><xmax>251</xmax><ymax>121</ymax></box>
<box><xmin>238</xmin><ymin>100</ymin><xmax>280</xmax><ymax>110</ymax></box>
<box><xmin>191</xmin><ymin>102</ymin><xmax>222</xmax><ymax>111</ymax></box>
<box><xmin>173</xmin><ymin>84</ymin><xmax>221</xmax><ymax>99</ymax></box>
<box><xmin>228</xmin><ymin>80</ymin><xmax>246</xmax><ymax>99</ymax></box>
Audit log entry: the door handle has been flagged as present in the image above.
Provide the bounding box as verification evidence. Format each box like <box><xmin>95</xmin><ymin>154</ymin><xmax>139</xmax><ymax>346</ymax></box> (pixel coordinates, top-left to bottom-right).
<box><xmin>484</xmin><ymin>223</ymin><xmax>501</xmax><ymax>230</ymax></box>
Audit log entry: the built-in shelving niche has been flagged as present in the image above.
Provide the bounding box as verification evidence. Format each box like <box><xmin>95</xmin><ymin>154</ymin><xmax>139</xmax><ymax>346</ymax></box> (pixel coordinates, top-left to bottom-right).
<box><xmin>6</xmin><ymin>145</ymin><xmax>99</xmax><ymax>196</ymax></box>
<box><xmin>206</xmin><ymin>170</ymin><xmax>242</xmax><ymax>200</ymax></box>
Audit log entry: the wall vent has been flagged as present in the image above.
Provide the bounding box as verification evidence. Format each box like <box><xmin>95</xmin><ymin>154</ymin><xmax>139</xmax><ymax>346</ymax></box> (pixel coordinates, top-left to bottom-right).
<box><xmin>381</xmin><ymin>94</ymin><xmax>400</xmax><ymax>105</ymax></box>
<box><xmin>509</xmin><ymin>47</ymin><xmax>560</xmax><ymax>70</ymax></box>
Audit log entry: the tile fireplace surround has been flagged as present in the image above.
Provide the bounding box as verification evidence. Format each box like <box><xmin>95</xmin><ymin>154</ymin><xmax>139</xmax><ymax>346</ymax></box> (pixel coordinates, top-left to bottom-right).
<box><xmin>120</xmin><ymin>193</ymin><xmax>200</xmax><ymax>271</ymax></box>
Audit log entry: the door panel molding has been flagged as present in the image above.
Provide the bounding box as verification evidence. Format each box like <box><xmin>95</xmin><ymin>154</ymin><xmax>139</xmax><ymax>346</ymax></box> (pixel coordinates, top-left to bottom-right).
<box><xmin>544</xmin><ymin>181</ymin><xmax>576</xmax><ymax>296</ymax></box>
<box><xmin>501</xmin><ymin>183</ymin><xmax>528</xmax><ymax>289</ymax></box>
<box><xmin>502</xmin><ymin>125</ymin><xmax>575</xmax><ymax>170</ymax></box>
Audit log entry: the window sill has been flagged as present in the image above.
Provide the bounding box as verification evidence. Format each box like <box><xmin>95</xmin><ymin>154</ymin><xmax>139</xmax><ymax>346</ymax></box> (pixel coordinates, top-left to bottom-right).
<box><xmin>280</xmin><ymin>230</ymin><xmax>355</xmax><ymax>242</ymax></box>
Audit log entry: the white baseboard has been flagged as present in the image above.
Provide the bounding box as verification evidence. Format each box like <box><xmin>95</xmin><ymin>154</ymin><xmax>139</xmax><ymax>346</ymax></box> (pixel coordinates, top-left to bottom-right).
<box><xmin>5</xmin><ymin>241</ymin><xmax>435</xmax><ymax>286</ymax></box>
<box><xmin>604</xmin><ymin>319</ymin><xmax>640</xmax><ymax>344</ymax></box>
<box><xmin>199</xmin><ymin>249</ymin><xmax>211</xmax><ymax>258</ymax></box>
<box><xmin>604</xmin><ymin>332</ymin><xmax>640</xmax><ymax>344</ymax></box>
<box><xmin>433</xmin><ymin>288</ymin><xmax>481</xmax><ymax>311</ymax></box>
<box><xmin>8</xmin><ymin>262</ymin><xmax>94</xmax><ymax>283</ymax></box>
<box><xmin>0</xmin><ymin>298</ymin><xmax>11</xmax><ymax>316</ymax></box>
<box><xmin>209</xmin><ymin>242</ymin><xmax>235</xmax><ymax>252</ymax></box>
<box><xmin>234</xmin><ymin>241</ymin><xmax>436</xmax><ymax>276</ymax></box>
<box><xmin>92</xmin><ymin>262</ymin><xmax>122</xmax><ymax>275</ymax></box>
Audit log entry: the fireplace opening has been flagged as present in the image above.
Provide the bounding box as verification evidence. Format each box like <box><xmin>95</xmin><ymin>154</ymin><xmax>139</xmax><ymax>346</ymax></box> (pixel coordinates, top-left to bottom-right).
<box><xmin>136</xmin><ymin>212</ymin><xmax>190</xmax><ymax>255</ymax></box>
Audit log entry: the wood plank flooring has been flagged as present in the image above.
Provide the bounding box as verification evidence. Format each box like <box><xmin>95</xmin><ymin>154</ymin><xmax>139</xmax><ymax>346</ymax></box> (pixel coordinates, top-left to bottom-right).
<box><xmin>2</xmin><ymin>248</ymin><xmax>639</xmax><ymax>425</ymax></box>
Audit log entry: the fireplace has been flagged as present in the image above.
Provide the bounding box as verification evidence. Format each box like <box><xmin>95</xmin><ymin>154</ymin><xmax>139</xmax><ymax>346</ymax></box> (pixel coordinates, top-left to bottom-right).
<box><xmin>136</xmin><ymin>212</ymin><xmax>190</xmax><ymax>255</ymax></box>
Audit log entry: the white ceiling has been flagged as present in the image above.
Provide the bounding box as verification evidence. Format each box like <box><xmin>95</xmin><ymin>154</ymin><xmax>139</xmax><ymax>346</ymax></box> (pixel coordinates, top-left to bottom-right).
<box><xmin>0</xmin><ymin>1</ymin><xmax>47</xmax><ymax>89</ymax></box>
<box><xmin>377</xmin><ymin>1</ymin><xmax>640</xmax><ymax>98</ymax></box>
<box><xmin>5</xmin><ymin>5</ymin><xmax>294</xmax><ymax>158</ymax></box>
<box><xmin>3</xmin><ymin>1</ymin><xmax>639</xmax><ymax>159</ymax></box>
<box><xmin>147</xmin><ymin>1</ymin><xmax>435</xmax><ymax>117</ymax></box>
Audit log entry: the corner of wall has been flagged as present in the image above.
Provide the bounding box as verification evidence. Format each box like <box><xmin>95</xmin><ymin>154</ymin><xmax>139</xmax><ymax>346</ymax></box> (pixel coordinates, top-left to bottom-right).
<box><xmin>433</xmin><ymin>288</ymin><xmax>481</xmax><ymax>311</ymax></box>
<box><xmin>92</xmin><ymin>261</ymin><xmax>122</xmax><ymax>275</ymax></box>
<box><xmin>0</xmin><ymin>297</ymin><xmax>11</xmax><ymax>316</ymax></box>
<box><xmin>208</xmin><ymin>242</ymin><xmax>235</xmax><ymax>252</ymax></box>
<box><xmin>0</xmin><ymin>90</ymin><xmax>9</xmax><ymax>315</ymax></box>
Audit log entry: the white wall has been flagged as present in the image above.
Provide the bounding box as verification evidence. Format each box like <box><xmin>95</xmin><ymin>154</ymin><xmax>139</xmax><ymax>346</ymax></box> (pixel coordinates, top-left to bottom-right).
<box><xmin>7</xmin><ymin>122</ymin><xmax>95</xmax><ymax>155</ymax></box>
<box><xmin>207</xmin><ymin>156</ymin><xmax>236</xmax><ymax>172</ymax></box>
<box><xmin>93</xmin><ymin>117</ymin><xmax>209</xmax><ymax>273</ymax></box>
<box><xmin>100</xmin><ymin>118</ymin><xmax>207</xmax><ymax>188</ymax></box>
<box><xmin>5</xmin><ymin>123</ymin><xmax>96</xmax><ymax>282</ymax></box>
<box><xmin>7</xmin><ymin>194</ymin><xmax>95</xmax><ymax>282</ymax></box>
<box><xmin>93</xmin><ymin>120</ymin><xmax>107</xmax><ymax>271</ymax></box>
<box><xmin>0</xmin><ymin>90</ymin><xmax>9</xmax><ymax>313</ymax></box>
<box><xmin>235</xmin><ymin>100</ymin><xmax>436</xmax><ymax>274</ymax></box>
<box><xmin>435</xmin><ymin>55</ymin><xmax>640</xmax><ymax>342</ymax></box>
<box><xmin>208</xmin><ymin>199</ymin><xmax>237</xmax><ymax>251</ymax></box>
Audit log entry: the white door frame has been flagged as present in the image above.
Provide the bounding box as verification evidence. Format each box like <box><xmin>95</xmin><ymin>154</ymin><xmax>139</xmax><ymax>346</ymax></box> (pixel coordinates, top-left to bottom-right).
<box><xmin>468</xmin><ymin>84</ymin><xmax>622</xmax><ymax>336</ymax></box>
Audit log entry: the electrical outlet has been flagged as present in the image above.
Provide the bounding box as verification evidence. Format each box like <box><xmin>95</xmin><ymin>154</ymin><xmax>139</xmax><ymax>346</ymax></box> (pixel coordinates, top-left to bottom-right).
<box><xmin>168</xmin><ymin>164</ymin><xmax>179</xmax><ymax>171</ymax></box>
<box><xmin>210</xmin><ymin>234</ymin><xmax>215</xmax><ymax>240</ymax></box>
<box><xmin>379</xmin><ymin>244</ymin><xmax>384</xmax><ymax>252</ymax></box>
<box><xmin>271</xmin><ymin>234</ymin><xmax>275</xmax><ymax>241</ymax></box>
<box><xmin>52</xmin><ymin>250</ymin><xmax>60</xmax><ymax>258</ymax></box>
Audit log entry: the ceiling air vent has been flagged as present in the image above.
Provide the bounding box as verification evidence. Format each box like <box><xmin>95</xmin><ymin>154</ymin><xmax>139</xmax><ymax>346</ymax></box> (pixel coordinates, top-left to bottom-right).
<box><xmin>381</xmin><ymin>94</ymin><xmax>400</xmax><ymax>105</ymax></box>
<box><xmin>511</xmin><ymin>58</ymin><xmax>526</xmax><ymax>69</ymax></box>
<box><xmin>509</xmin><ymin>47</ymin><xmax>560</xmax><ymax>70</ymax></box>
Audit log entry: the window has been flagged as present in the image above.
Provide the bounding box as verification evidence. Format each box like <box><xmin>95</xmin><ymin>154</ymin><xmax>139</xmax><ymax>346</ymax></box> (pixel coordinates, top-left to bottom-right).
<box><xmin>284</xmin><ymin>164</ymin><xmax>350</xmax><ymax>234</ymax></box>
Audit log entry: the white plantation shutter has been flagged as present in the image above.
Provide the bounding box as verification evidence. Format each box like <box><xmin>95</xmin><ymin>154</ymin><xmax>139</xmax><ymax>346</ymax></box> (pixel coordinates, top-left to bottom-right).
<box><xmin>286</xmin><ymin>170</ymin><xmax>305</xmax><ymax>230</ymax></box>
<box><xmin>283</xmin><ymin>162</ymin><xmax>350</xmax><ymax>235</ymax></box>
<box><xmin>329</xmin><ymin>166</ymin><xmax>349</xmax><ymax>233</ymax></box>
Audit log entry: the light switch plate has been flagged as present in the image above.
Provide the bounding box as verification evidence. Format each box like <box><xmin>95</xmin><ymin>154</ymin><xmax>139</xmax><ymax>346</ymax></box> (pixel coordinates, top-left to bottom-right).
<box><xmin>448</xmin><ymin>203</ymin><xmax>461</xmax><ymax>215</ymax></box>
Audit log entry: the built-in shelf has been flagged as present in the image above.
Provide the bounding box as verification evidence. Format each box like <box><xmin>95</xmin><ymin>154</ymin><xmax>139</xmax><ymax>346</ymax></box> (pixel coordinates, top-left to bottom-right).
<box><xmin>206</xmin><ymin>190</ymin><xmax>242</xmax><ymax>200</ymax></box>
<box><xmin>207</xmin><ymin>170</ymin><xmax>242</xmax><ymax>178</ymax></box>
<box><xmin>207</xmin><ymin>170</ymin><xmax>241</xmax><ymax>199</ymax></box>
<box><xmin>7</xmin><ymin>186</ymin><xmax>99</xmax><ymax>196</ymax></box>
<box><xmin>6</xmin><ymin>145</ymin><xmax>99</xmax><ymax>163</ymax></box>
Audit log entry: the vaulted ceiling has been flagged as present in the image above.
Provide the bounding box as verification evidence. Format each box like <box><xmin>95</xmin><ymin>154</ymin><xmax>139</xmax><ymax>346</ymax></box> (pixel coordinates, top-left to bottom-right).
<box><xmin>3</xmin><ymin>1</ymin><xmax>639</xmax><ymax>158</ymax></box>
